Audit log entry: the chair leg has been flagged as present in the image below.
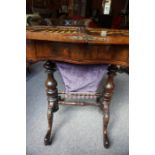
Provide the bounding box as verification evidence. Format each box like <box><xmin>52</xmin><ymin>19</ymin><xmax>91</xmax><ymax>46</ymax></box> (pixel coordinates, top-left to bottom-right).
<box><xmin>102</xmin><ymin>65</ymin><xmax>117</xmax><ymax>148</ymax></box>
<box><xmin>43</xmin><ymin>61</ymin><xmax>59</xmax><ymax>145</ymax></box>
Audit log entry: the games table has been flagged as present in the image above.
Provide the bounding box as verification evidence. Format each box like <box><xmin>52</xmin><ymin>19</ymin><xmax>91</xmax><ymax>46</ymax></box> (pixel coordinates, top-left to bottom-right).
<box><xmin>26</xmin><ymin>26</ymin><xmax>129</xmax><ymax>148</ymax></box>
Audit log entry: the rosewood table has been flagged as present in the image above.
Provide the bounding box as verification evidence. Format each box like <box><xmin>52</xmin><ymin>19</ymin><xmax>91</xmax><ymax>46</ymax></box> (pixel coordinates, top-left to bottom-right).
<box><xmin>26</xmin><ymin>26</ymin><xmax>129</xmax><ymax>148</ymax></box>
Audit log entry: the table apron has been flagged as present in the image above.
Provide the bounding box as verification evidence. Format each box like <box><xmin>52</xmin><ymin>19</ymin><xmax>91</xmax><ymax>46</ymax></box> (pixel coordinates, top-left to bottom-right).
<box><xmin>26</xmin><ymin>40</ymin><xmax>129</xmax><ymax>66</ymax></box>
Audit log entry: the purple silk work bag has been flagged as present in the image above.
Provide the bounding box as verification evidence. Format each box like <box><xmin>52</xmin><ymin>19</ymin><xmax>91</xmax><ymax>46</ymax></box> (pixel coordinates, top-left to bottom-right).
<box><xmin>56</xmin><ymin>62</ymin><xmax>108</xmax><ymax>92</ymax></box>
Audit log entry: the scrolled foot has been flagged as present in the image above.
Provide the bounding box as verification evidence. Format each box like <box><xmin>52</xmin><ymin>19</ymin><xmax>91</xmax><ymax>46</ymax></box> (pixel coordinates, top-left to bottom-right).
<box><xmin>44</xmin><ymin>130</ymin><xmax>52</xmax><ymax>145</ymax></box>
<box><xmin>104</xmin><ymin>134</ymin><xmax>110</xmax><ymax>148</ymax></box>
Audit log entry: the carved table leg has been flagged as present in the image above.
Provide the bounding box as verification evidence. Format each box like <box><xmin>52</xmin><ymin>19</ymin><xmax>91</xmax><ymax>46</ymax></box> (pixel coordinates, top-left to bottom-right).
<box><xmin>102</xmin><ymin>65</ymin><xmax>117</xmax><ymax>148</ymax></box>
<box><xmin>43</xmin><ymin>61</ymin><xmax>59</xmax><ymax>145</ymax></box>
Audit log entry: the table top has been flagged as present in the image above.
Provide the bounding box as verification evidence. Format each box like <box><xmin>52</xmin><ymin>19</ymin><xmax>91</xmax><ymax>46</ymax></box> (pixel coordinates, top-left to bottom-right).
<box><xmin>26</xmin><ymin>26</ymin><xmax>129</xmax><ymax>45</ymax></box>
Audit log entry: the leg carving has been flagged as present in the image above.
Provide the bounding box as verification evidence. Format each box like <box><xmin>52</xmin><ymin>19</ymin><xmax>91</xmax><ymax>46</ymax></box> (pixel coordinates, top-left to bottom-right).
<box><xmin>102</xmin><ymin>65</ymin><xmax>117</xmax><ymax>148</ymax></box>
<box><xmin>43</xmin><ymin>61</ymin><xmax>59</xmax><ymax>145</ymax></box>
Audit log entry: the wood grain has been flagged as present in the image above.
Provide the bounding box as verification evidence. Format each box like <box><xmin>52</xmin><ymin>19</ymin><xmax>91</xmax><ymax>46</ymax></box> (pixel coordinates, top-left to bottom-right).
<box><xmin>27</xmin><ymin>41</ymin><xmax>128</xmax><ymax>66</ymax></box>
<box><xmin>26</xmin><ymin>26</ymin><xmax>129</xmax><ymax>66</ymax></box>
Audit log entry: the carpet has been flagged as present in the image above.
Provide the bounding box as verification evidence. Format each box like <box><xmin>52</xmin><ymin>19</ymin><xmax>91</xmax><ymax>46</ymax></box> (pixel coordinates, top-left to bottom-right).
<box><xmin>26</xmin><ymin>62</ymin><xmax>129</xmax><ymax>155</ymax></box>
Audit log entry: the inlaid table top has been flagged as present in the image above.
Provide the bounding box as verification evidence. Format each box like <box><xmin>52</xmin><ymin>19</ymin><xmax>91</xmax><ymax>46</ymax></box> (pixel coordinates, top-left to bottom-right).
<box><xmin>26</xmin><ymin>26</ymin><xmax>129</xmax><ymax>45</ymax></box>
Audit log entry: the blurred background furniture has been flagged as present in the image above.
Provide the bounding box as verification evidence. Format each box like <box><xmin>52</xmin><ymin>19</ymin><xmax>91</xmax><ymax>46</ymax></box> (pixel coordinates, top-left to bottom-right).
<box><xmin>26</xmin><ymin>0</ymin><xmax>129</xmax><ymax>28</ymax></box>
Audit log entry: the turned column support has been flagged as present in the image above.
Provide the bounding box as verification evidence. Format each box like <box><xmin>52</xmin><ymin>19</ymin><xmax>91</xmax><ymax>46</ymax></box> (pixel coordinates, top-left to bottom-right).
<box><xmin>43</xmin><ymin>61</ymin><xmax>59</xmax><ymax>145</ymax></box>
<box><xmin>102</xmin><ymin>65</ymin><xmax>117</xmax><ymax>148</ymax></box>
